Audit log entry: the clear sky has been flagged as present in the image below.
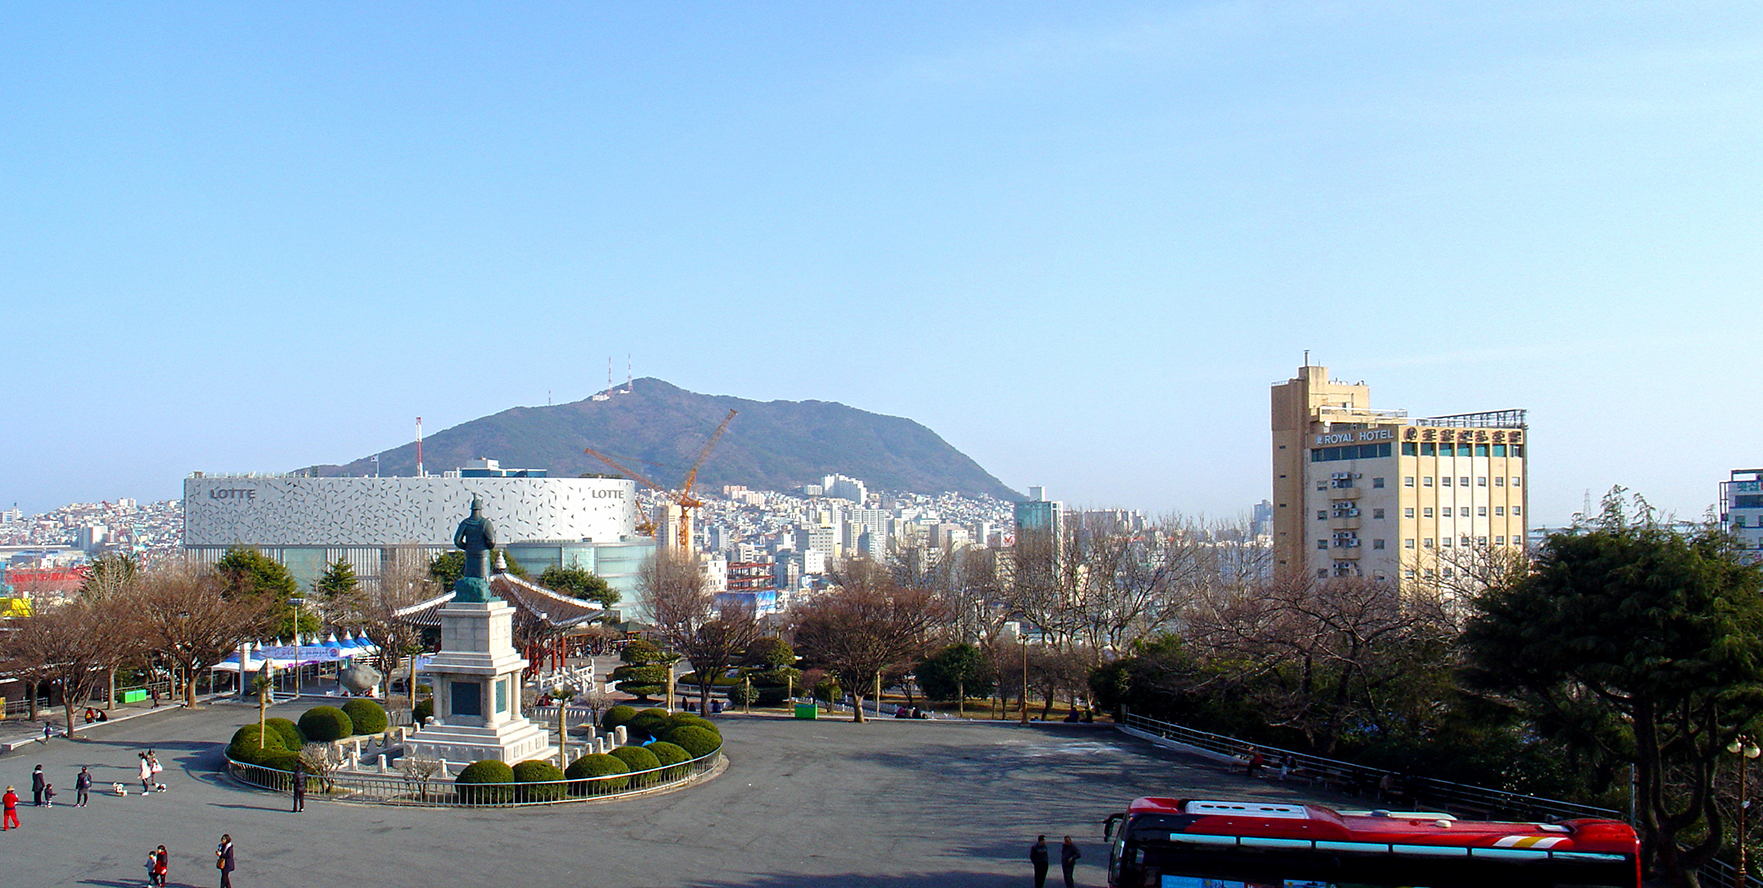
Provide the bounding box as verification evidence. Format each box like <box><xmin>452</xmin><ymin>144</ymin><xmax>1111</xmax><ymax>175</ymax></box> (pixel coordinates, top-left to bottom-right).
<box><xmin>4</xmin><ymin>3</ymin><xmax>1760</xmax><ymax>526</ymax></box>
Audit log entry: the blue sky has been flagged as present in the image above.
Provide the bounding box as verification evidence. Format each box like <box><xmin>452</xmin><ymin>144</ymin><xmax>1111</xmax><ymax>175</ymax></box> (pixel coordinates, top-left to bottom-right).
<box><xmin>4</xmin><ymin>3</ymin><xmax>1761</xmax><ymax>525</ymax></box>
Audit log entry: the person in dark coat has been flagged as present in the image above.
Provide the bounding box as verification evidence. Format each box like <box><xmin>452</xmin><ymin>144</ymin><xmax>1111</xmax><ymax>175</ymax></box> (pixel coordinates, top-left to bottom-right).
<box><xmin>1061</xmin><ymin>836</ymin><xmax>1082</xmax><ymax>888</ymax></box>
<box><xmin>292</xmin><ymin>761</ymin><xmax>306</xmax><ymax>812</ymax></box>
<box><xmin>31</xmin><ymin>764</ymin><xmax>45</xmax><ymax>806</ymax></box>
<box><xmin>216</xmin><ymin>834</ymin><xmax>236</xmax><ymax>888</ymax></box>
<box><xmin>1030</xmin><ymin>835</ymin><xmax>1050</xmax><ymax>888</ymax></box>
<box><xmin>75</xmin><ymin>767</ymin><xmax>91</xmax><ymax>807</ymax></box>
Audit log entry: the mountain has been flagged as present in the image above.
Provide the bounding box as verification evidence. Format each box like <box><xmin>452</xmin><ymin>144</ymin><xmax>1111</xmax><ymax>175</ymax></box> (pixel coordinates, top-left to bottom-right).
<box><xmin>305</xmin><ymin>378</ymin><xmax>1021</xmax><ymax>500</ymax></box>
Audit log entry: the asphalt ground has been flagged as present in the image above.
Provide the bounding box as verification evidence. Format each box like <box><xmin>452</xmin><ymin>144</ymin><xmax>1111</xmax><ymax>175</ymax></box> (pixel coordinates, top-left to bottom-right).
<box><xmin>0</xmin><ymin>702</ymin><xmax>1332</xmax><ymax>888</ymax></box>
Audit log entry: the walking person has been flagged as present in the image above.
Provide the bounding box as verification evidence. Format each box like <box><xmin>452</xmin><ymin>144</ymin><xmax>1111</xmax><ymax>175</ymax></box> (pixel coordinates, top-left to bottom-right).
<box><xmin>75</xmin><ymin>767</ymin><xmax>91</xmax><ymax>807</ymax></box>
<box><xmin>151</xmin><ymin>844</ymin><xmax>169</xmax><ymax>887</ymax></box>
<box><xmin>138</xmin><ymin>753</ymin><xmax>155</xmax><ymax>794</ymax></box>
<box><xmin>1030</xmin><ymin>834</ymin><xmax>1050</xmax><ymax>888</ymax></box>
<box><xmin>1061</xmin><ymin>836</ymin><xmax>1082</xmax><ymax>888</ymax></box>
<box><xmin>2</xmin><ymin>785</ymin><xmax>17</xmax><ymax>830</ymax></box>
<box><xmin>215</xmin><ymin>834</ymin><xmax>236</xmax><ymax>888</ymax></box>
<box><xmin>291</xmin><ymin>761</ymin><xmax>305</xmax><ymax>812</ymax></box>
<box><xmin>32</xmin><ymin>764</ymin><xmax>45</xmax><ymax>806</ymax></box>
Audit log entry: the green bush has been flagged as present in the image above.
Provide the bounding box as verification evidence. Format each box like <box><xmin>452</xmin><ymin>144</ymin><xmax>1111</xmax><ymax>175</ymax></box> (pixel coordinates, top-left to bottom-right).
<box><xmin>666</xmin><ymin>714</ymin><xmax>719</xmax><ymax>736</ymax></box>
<box><xmin>413</xmin><ymin>698</ymin><xmax>434</xmax><ymax>724</ymax></box>
<box><xmin>755</xmin><ymin>685</ymin><xmax>790</xmax><ymax>706</ymax></box>
<box><xmin>263</xmin><ymin>717</ymin><xmax>305</xmax><ymax>750</ymax></box>
<box><xmin>626</xmin><ymin>707</ymin><xmax>672</xmax><ymax>740</ymax></box>
<box><xmin>610</xmin><ymin>744</ymin><xmax>661</xmax><ymax>777</ymax></box>
<box><xmin>664</xmin><ymin>725</ymin><xmax>722</xmax><ymax>760</ymax></box>
<box><xmin>727</xmin><ymin>683</ymin><xmax>758</xmax><ymax>706</ymax></box>
<box><xmin>229</xmin><ymin>724</ymin><xmax>280</xmax><ymax>755</ymax></box>
<box><xmin>600</xmin><ymin>704</ymin><xmax>638</xmax><ymax>731</ymax></box>
<box><xmin>298</xmin><ymin>705</ymin><xmax>353</xmax><ymax>742</ymax></box>
<box><xmin>454</xmin><ymin>759</ymin><xmax>515</xmax><ymax>804</ymax></box>
<box><xmin>813</xmin><ymin>676</ymin><xmax>841</xmax><ymax>703</ymax></box>
<box><xmin>341</xmin><ymin>698</ymin><xmax>388</xmax><ymax>735</ymax></box>
<box><xmin>564</xmin><ymin>753</ymin><xmax>630</xmax><ymax>795</ymax></box>
<box><xmin>512</xmin><ymin>760</ymin><xmax>566</xmax><ymax>802</ymax></box>
<box><xmin>647</xmin><ymin>741</ymin><xmax>691</xmax><ymax>779</ymax></box>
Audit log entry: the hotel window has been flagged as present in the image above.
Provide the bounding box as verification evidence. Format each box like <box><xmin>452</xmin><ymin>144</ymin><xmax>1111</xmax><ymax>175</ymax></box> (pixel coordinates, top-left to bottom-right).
<box><xmin>1461</xmin><ymin>535</ymin><xmax>1472</xmax><ymax>547</ymax></box>
<box><xmin>1423</xmin><ymin>538</ymin><xmax>1434</xmax><ymax>548</ymax></box>
<box><xmin>1478</xmin><ymin>506</ymin><xmax>1488</xmax><ymax>517</ymax></box>
<box><xmin>1478</xmin><ymin>537</ymin><xmax>1488</xmax><ymax>546</ymax></box>
<box><xmin>1402</xmin><ymin>443</ymin><xmax>1418</xmax><ymax>456</ymax></box>
<box><xmin>1478</xmin><ymin>477</ymin><xmax>1488</xmax><ymax>487</ymax></box>
<box><xmin>1459</xmin><ymin>507</ymin><xmax>1470</xmax><ymax>517</ymax></box>
<box><xmin>1460</xmin><ymin>476</ymin><xmax>1470</xmax><ymax>487</ymax></box>
<box><xmin>1443</xmin><ymin>567</ymin><xmax>1456</xmax><ymax>579</ymax></box>
<box><xmin>1441</xmin><ymin>476</ymin><xmax>1451</xmax><ymax>487</ymax></box>
<box><xmin>1318</xmin><ymin>569</ymin><xmax>1328</xmax><ymax>578</ymax></box>
<box><xmin>1425</xmin><ymin>568</ymin><xmax>1437</xmax><ymax>579</ymax></box>
<box><xmin>1494</xmin><ymin>506</ymin><xmax>1505</xmax><ymax>516</ymax></box>
<box><xmin>1372</xmin><ymin>477</ymin><xmax>1385</xmax><ymax>488</ymax></box>
<box><xmin>1423</xmin><ymin>477</ymin><xmax>1434</xmax><ymax>487</ymax></box>
<box><xmin>1495</xmin><ymin>536</ymin><xmax>1506</xmax><ymax>546</ymax></box>
<box><xmin>1404</xmin><ymin>476</ymin><xmax>1415</xmax><ymax>487</ymax></box>
<box><xmin>1404</xmin><ymin>507</ymin><xmax>1415</xmax><ymax>518</ymax></box>
<box><xmin>1423</xmin><ymin>507</ymin><xmax>1434</xmax><ymax>518</ymax></box>
<box><xmin>1420</xmin><ymin>443</ymin><xmax>1435</xmax><ymax>456</ymax></box>
<box><xmin>1513</xmin><ymin>506</ymin><xmax>1522</xmax><ymax>516</ymax></box>
<box><xmin>1404</xmin><ymin>569</ymin><xmax>1417</xmax><ymax>579</ymax></box>
<box><xmin>1373</xmin><ymin>539</ymin><xmax>1386</xmax><ymax>550</ymax></box>
<box><xmin>1317</xmin><ymin>510</ymin><xmax>1327</xmax><ymax>521</ymax></box>
<box><xmin>1739</xmin><ymin>516</ymin><xmax>1750</xmax><ymax>528</ymax></box>
<box><xmin>1512</xmin><ymin>477</ymin><xmax>1522</xmax><ymax>487</ymax></box>
<box><xmin>1373</xmin><ymin>508</ymin><xmax>1385</xmax><ymax>519</ymax></box>
<box><xmin>1404</xmin><ymin>539</ymin><xmax>1416</xmax><ymax>549</ymax></box>
<box><xmin>1492</xmin><ymin>444</ymin><xmax>1507</xmax><ymax>457</ymax></box>
<box><xmin>1494</xmin><ymin>476</ymin><xmax>1505</xmax><ymax>487</ymax></box>
<box><xmin>1441</xmin><ymin>537</ymin><xmax>1453</xmax><ymax>547</ymax></box>
<box><xmin>1317</xmin><ymin>540</ymin><xmax>1327</xmax><ymax>549</ymax></box>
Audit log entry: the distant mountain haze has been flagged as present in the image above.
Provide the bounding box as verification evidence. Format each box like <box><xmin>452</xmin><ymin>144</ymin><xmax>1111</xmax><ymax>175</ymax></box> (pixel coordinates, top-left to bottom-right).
<box><xmin>305</xmin><ymin>378</ymin><xmax>1021</xmax><ymax>501</ymax></box>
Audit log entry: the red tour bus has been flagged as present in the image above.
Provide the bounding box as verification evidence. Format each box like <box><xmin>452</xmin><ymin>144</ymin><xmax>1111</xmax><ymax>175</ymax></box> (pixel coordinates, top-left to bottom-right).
<box><xmin>1103</xmin><ymin>798</ymin><xmax>1641</xmax><ymax>888</ymax></box>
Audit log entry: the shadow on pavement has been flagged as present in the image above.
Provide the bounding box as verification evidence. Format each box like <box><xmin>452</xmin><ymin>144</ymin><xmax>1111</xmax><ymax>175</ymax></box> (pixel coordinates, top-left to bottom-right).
<box><xmin>692</xmin><ymin>872</ymin><xmax>1025</xmax><ymax>888</ymax></box>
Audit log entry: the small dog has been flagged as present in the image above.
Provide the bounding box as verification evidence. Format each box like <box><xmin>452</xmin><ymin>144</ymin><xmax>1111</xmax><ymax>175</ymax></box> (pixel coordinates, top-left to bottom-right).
<box><xmin>111</xmin><ymin>783</ymin><xmax>127</xmax><ymax>796</ymax></box>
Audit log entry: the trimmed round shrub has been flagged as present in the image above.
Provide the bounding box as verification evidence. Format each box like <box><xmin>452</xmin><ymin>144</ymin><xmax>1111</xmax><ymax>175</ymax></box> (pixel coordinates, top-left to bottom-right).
<box><xmin>667</xmin><ymin>714</ymin><xmax>719</xmax><ymax>736</ymax></box>
<box><xmin>511</xmin><ymin>759</ymin><xmax>566</xmax><ymax>802</ymax></box>
<box><xmin>647</xmin><ymin>741</ymin><xmax>691</xmax><ymax>779</ymax></box>
<box><xmin>600</xmin><ymin>704</ymin><xmax>638</xmax><ymax>731</ymax></box>
<box><xmin>297</xmin><ymin>705</ymin><xmax>353</xmax><ymax>743</ymax></box>
<box><xmin>263</xmin><ymin>717</ymin><xmax>305</xmax><ymax>750</ymax></box>
<box><xmin>454</xmin><ymin>759</ymin><xmax>515</xmax><ymax>804</ymax></box>
<box><xmin>610</xmin><ymin>744</ymin><xmax>660</xmax><ymax>777</ymax></box>
<box><xmin>664</xmin><ymin>725</ymin><xmax>722</xmax><ymax>760</ymax></box>
<box><xmin>341</xmin><ymin>699</ymin><xmax>388</xmax><ymax>735</ymax></box>
<box><xmin>564</xmin><ymin>753</ymin><xmax>630</xmax><ymax>795</ymax></box>
<box><xmin>229</xmin><ymin>724</ymin><xmax>280</xmax><ymax>755</ymax></box>
<box><xmin>413</xmin><ymin>698</ymin><xmax>434</xmax><ymax>724</ymax></box>
<box><xmin>626</xmin><ymin>708</ymin><xmax>672</xmax><ymax>740</ymax></box>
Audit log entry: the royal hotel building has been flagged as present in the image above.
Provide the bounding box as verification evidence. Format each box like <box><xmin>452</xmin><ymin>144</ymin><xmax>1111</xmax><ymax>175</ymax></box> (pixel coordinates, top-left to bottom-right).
<box><xmin>1271</xmin><ymin>365</ymin><xmax>1528</xmax><ymax>588</ymax></box>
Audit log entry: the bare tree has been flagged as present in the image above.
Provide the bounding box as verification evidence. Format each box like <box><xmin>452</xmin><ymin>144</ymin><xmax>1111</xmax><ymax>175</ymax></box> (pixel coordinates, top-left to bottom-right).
<box><xmin>5</xmin><ymin>594</ymin><xmax>136</xmax><ymax>739</ymax></box>
<box><xmin>134</xmin><ymin>560</ymin><xmax>274</xmax><ymax>707</ymax></box>
<box><xmin>334</xmin><ymin>546</ymin><xmax>437</xmax><ymax>704</ymax></box>
<box><xmin>793</xmin><ymin>557</ymin><xmax>945</xmax><ymax>723</ymax></box>
<box><xmin>639</xmin><ymin>549</ymin><xmax>761</xmax><ymax>716</ymax></box>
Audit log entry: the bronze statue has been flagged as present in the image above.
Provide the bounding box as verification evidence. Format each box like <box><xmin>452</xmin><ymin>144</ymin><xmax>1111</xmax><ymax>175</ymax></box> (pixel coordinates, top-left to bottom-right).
<box><xmin>452</xmin><ymin>495</ymin><xmax>498</xmax><ymax>602</ymax></box>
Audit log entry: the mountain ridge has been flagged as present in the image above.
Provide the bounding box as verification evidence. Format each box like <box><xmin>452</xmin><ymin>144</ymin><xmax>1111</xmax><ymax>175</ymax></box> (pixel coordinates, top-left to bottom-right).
<box><xmin>304</xmin><ymin>378</ymin><xmax>1022</xmax><ymax>501</ymax></box>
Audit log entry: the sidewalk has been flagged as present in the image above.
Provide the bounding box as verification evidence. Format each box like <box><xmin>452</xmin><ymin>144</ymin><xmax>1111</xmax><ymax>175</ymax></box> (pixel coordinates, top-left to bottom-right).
<box><xmin>0</xmin><ymin>695</ymin><xmax>221</xmax><ymax>754</ymax></box>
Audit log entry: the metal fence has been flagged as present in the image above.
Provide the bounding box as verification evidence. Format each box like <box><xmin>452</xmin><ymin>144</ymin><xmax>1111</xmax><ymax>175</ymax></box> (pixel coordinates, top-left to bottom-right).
<box><xmin>225</xmin><ymin>746</ymin><xmax>723</xmax><ymax>807</ymax></box>
<box><xmin>1120</xmin><ymin>708</ymin><xmax>1619</xmax><ymax>823</ymax></box>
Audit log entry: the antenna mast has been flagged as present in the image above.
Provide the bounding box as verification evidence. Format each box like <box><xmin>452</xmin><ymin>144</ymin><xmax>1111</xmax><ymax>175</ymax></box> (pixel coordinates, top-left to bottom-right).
<box><xmin>626</xmin><ymin>355</ymin><xmax>633</xmax><ymax>393</ymax></box>
<box><xmin>416</xmin><ymin>416</ymin><xmax>425</xmax><ymax>478</ymax></box>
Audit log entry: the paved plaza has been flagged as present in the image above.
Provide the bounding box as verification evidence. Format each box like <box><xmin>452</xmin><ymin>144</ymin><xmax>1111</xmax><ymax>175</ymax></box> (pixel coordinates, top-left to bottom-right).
<box><xmin>0</xmin><ymin>703</ymin><xmax>1329</xmax><ymax>887</ymax></box>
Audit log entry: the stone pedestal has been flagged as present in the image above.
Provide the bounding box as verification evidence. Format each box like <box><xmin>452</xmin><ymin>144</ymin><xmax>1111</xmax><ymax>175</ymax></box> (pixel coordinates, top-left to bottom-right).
<box><xmin>405</xmin><ymin>597</ymin><xmax>554</xmax><ymax>765</ymax></box>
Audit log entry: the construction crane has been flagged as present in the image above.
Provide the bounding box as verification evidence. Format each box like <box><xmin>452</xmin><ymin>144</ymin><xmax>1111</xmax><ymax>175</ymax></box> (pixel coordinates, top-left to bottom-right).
<box><xmin>585</xmin><ymin>408</ymin><xmax>736</xmax><ymax>551</ymax></box>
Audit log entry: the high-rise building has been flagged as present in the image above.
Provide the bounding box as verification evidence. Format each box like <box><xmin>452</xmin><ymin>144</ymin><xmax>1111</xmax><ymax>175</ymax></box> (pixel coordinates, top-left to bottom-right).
<box><xmin>1271</xmin><ymin>364</ymin><xmax>1528</xmax><ymax>589</ymax></box>
<box><xmin>1720</xmin><ymin>469</ymin><xmax>1763</xmax><ymax>560</ymax></box>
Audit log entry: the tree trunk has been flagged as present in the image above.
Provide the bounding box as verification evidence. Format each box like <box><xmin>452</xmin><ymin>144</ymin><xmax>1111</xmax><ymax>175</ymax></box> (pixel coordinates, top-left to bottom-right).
<box><xmin>957</xmin><ymin>679</ymin><xmax>965</xmax><ymax>717</ymax></box>
<box><xmin>186</xmin><ymin>662</ymin><xmax>199</xmax><ymax>707</ymax></box>
<box><xmin>106</xmin><ymin>667</ymin><xmax>116</xmax><ymax>711</ymax></box>
<box><xmin>62</xmin><ymin>694</ymin><xmax>78</xmax><ymax>740</ymax></box>
<box><xmin>851</xmin><ymin>692</ymin><xmax>865</xmax><ymax>723</ymax></box>
<box><xmin>699</xmin><ymin>680</ymin><xmax>712</xmax><ymax>719</ymax></box>
<box><xmin>25</xmin><ymin>680</ymin><xmax>37</xmax><ymax>721</ymax></box>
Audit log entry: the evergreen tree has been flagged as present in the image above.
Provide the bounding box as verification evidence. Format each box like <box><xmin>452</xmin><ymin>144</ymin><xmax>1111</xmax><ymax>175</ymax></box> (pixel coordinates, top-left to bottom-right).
<box><xmin>537</xmin><ymin>565</ymin><xmax>618</xmax><ymax>607</ymax></box>
<box><xmin>216</xmin><ymin>547</ymin><xmax>314</xmax><ymax>638</ymax></box>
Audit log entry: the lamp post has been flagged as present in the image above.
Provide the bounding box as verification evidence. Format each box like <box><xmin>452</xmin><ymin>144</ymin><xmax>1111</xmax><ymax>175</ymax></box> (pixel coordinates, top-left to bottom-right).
<box><xmin>289</xmin><ymin>597</ymin><xmax>305</xmax><ymax>698</ymax></box>
<box><xmin>1730</xmin><ymin>734</ymin><xmax>1762</xmax><ymax>880</ymax></box>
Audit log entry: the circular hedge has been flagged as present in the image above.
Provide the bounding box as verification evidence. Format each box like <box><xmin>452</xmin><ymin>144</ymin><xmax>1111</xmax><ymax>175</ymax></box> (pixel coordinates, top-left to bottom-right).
<box><xmin>600</xmin><ymin>704</ymin><xmax>638</xmax><ymax>731</ymax></box>
<box><xmin>341</xmin><ymin>699</ymin><xmax>388</xmax><ymax>735</ymax></box>
<box><xmin>263</xmin><ymin>717</ymin><xmax>306</xmax><ymax>750</ymax></box>
<box><xmin>511</xmin><ymin>760</ymin><xmax>566</xmax><ymax>802</ymax></box>
<box><xmin>663</xmin><ymin>725</ymin><xmax>722</xmax><ymax>760</ymax></box>
<box><xmin>227</xmin><ymin>726</ymin><xmax>301</xmax><ymax>772</ymax></box>
<box><xmin>298</xmin><ymin>706</ymin><xmax>353</xmax><ymax>743</ymax></box>
<box><xmin>455</xmin><ymin>759</ymin><xmax>515</xmax><ymax>804</ymax></box>
<box><xmin>626</xmin><ymin>708</ymin><xmax>672</xmax><ymax>740</ymax></box>
<box><xmin>667</xmin><ymin>714</ymin><xmax>719</xmax><ymax>736</ymax></box>
<box><xmin>564</xmin><ymin>753</ymin><xmax>630</xmax><ymax>795</ymax></box>
<box><xmin>609</xmin><ymin>744</ymin><xmax>660</xmax><ymax>777</ymax></box>
<box><xmin>646</xmin><ymin>741</ymin><xmax>691</xmax><ymax>779</ymax></box>
<box><xmin>413</xmin><ymin>698</ymin><xmax>434</xmax><ymax>724</ymax></box>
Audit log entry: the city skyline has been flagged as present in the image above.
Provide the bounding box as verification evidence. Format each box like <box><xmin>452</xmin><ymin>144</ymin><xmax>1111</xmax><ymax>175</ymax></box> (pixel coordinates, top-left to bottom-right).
<box><xmin>6</xmin><ymin>4</ymin><xmax>1761</xmax><ymax>525</ymax></box>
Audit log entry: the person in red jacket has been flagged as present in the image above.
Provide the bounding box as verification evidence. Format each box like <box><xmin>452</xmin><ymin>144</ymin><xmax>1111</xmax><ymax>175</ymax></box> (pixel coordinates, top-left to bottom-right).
<box><xmin>2</xmin><ymin>785</ymin><xmax>18</xmax><ymax>830</ymax></box>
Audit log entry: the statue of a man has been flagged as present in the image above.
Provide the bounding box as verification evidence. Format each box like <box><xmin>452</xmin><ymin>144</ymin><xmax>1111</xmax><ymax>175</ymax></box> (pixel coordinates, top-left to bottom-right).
<box><xmin>452</xmin><ymin>495</ymin><xmax>498</xmax><ymax>602</ymax></box>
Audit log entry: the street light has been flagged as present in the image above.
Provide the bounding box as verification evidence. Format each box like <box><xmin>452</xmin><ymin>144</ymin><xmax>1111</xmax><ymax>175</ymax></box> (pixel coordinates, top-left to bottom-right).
<box><xmin>1730</xmin><ymin>734</ymin><xmax>1762</xmax><ymax>880</ymax></box>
